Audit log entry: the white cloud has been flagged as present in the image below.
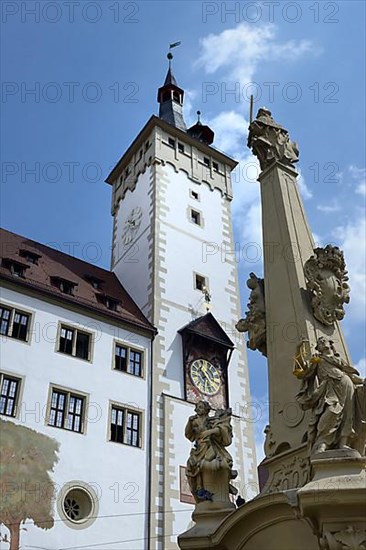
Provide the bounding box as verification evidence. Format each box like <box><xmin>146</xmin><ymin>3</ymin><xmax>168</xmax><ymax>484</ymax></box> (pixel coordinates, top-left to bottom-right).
<box><xmin>206</xmin><ymin>110</ymin><xmax>263</xmax><ymax>251</ymax></box>
<box><xmin>297</xmin><ymin>170</ymin><xmax>313</xmax><ymax>200</ymax></box>
<box><xmin>194</xmin><ymin>24</ymin><xmax>318</xmax><ymax>254</ymax></box>
<box><xmin>183</xmin><ymin>88</ymin><xmax>198</xmax><ymax>127</ymax></box>
<box><xmin>196</xmin><ymin>23</ymin><xmax>320</xmax><ymax>86</ymax></box>
<box><xmin>316</xmin><ymin>200</ymin><xmax>341</xmax><ymax>213</ymax></box>
<box><xmin>209</xmin><ymin>110</ymin><xmax>249</xmax><ymax>155</ymax></box>
<box><xmin>349</xmin><ymin>165</ymin><xmax>366</xmax><ymax>196</ymax></box>
<box><xmin>333</xmin><ymin>215</ymin><xmax>366</xmax><ymax>322</ymax></box>
<box><xmin>354</xmin><ymin>357</ymin><xmax>366</xmax><ymax>378</ymax></box>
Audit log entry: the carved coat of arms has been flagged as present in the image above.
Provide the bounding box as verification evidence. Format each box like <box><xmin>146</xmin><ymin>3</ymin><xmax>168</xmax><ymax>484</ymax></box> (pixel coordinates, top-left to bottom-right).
<box><xmin>304</xmin><ymin>245</ymin><xmax>350</xmax><ymax>326</ymax></box>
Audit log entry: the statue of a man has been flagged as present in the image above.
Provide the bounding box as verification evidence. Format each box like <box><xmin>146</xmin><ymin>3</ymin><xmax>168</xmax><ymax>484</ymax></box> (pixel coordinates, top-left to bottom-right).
<box><xmin>185</xmin><ymin>401</ymin><xmax>237</xmax><ymax>504</ymax></box>
<box><xmin>248</xmin><ymin>107</ymin><xmax>299</xmax><ymax>171</ymax></box>
<box><xmin>236</xmin><ymin>272</ymin><xmax>267</xmax><ymax>356</ymax></box>
<box><xmin>293</xmin><ymin>337</ymin><xmax>366</xmax><ymax>454</ymax></box>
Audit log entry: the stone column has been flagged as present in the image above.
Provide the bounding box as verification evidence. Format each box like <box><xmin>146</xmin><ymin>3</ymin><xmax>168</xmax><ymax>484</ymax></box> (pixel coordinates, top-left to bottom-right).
<box><xmin>244</xmin><ymin>108</ymin><xmax>354</xmax><ymax>492</ymax></box>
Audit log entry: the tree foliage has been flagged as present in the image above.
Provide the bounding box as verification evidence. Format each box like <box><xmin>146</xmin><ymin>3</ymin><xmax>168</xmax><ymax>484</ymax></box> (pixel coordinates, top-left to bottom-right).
<box><xmin>0</xmin><ymin>419</ymin><xmax>60</xmax><ymax>549</ymax></box>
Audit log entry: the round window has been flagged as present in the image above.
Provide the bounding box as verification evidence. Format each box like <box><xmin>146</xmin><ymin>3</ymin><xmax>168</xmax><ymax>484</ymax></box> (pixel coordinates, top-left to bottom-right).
<box><xmin>58</xmin><ymin>481</ymin><xmax>99</xmax><ymax>530</ymax></box>
<box><xmin>63</xmin><ymin>488</ymin><xmax>93</xmax><ymax>522</ymax></box>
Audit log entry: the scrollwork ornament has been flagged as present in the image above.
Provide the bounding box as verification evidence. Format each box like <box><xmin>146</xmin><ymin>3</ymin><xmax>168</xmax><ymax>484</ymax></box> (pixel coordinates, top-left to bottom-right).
<box><xmin>304</xmin><ymin>245</ymin><xmax>350</xmax><ymax>326</ymax></box>
<box><xmin>321</xmin><ymin>526</ymin><xmax>366</xmax><ymax>550</ymax></box>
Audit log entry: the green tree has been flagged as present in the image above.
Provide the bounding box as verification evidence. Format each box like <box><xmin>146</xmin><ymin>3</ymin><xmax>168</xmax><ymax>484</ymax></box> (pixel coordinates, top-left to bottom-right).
<box><xmin>0</xmin><ymin>419</ymin><xmax>60</xmax><ymax>550</ymax></box>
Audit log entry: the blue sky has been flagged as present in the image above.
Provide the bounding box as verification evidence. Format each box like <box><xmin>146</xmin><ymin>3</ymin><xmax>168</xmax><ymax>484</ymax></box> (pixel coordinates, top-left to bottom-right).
<box><xmin>1</xmin><ymin>1</ymin><xmax>365</xmax><ymax>460</ymax></box>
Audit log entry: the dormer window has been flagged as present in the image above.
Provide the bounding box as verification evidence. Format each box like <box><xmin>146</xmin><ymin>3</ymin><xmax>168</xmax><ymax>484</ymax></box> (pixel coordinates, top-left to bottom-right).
<box><xmin>51</xmin><ymin>277</ymin><xmax>77</xmax><ymax>295</ymax></box>
<box><xmin>97</xmin><ymin>294</ymin><xmax>121</xmax><ymax>312</ymax></box>
<box><xmin>86</xmin><ymin>275</ymin><xmax>103</xmax><ymax>290</ymax></box>
<box><xmin>2</xmin><ymin>259</ymin><xmax>27</xmax><ymax>278</ymax></box>
<box><xmin>19</xmin><ymin>250</ymin><xmax>41</xmax><ymax>265</ymax></box>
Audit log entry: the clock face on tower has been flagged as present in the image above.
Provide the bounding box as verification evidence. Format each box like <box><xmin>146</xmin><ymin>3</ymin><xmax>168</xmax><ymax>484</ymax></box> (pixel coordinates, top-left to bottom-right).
<box><xmin>190</xmin><ymin>359</ymin><xmax>221</xmax><ymax>396</ymax></box>
<box><xmin>122</xmin><ymin>207</ymin><xmax>142</xmax><ymax>245</ymax></box>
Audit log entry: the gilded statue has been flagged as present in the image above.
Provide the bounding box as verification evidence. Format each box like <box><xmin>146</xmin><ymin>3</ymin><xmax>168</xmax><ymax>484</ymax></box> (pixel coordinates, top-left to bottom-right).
<box><xmin>293</xmin><ymin>337</ymin><xmax>366</xmax><ymax>455</ymax></box>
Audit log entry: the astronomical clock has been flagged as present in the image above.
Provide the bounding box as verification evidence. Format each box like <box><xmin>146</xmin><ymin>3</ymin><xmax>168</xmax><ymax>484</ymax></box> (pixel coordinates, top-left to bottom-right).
<box><xmin>178</xmin><ymin>312</ymin><xmax>234</xmax><ymax>409</ymax></box>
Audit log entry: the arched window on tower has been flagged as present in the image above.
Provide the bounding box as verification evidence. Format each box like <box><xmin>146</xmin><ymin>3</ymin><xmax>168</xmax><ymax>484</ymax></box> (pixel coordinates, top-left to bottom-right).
<box><xmin>162</xmin><ymin>91</ymin><xmax>171</xmax><ymax>102</ymax></box>
<box><xmin>172</xmin><ymin>91</ymin><xmax>181</xmax><ymax>103</ymax></box>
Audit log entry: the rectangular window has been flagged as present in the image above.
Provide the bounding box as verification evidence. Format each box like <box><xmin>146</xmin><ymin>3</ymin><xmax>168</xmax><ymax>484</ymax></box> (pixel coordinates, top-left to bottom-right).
<box><xmin>110</xmin><ymin>406</ymin><xmax>124</xmax><ymax>443</ymax></box>
<box><xmin>190</xmin><ymin>190</ymin><xmax>199</xmax><ymax>201</ymax></box>
<box><xmin>195</xmin><ymin>274</ymin><xmax>207</xmax><ymax>291</ymax></box>
<box><xmin>0</xmin><ymin>304</ymin><xmax>31</xmax><ymax>342</ymax></box>
<box><xmin>203</xmin><ymin>157</ymin><xmax>210</xmax><ymax>167</ymax></box>
<box><xmin>0</xmin><ymin>374</ymin><xmax>21</xmax><ymax>417</ymax></box>
<box><xmin>129</xmin><ymin>350</ymin><xmax>142</xmax><ymax>377</ymax></box>
<box><xmin>0</xmin><ymin>307</ymin><xmax>11</xmax><ymax>336</ymax></box>
<box><xmin>115</xmin><ymin>344</ymin><xmax>128</xmax><ymax>372</ymax></box>
<box><xmin>48</xmin><ymin>387</ymin><xmax>85</xmax><ymax>433</ymax></box>
<box><xmin>114</xmin><ymin>343</ymin><xmax>143</xmax><ymax>377</ymax></box>
<box><xmin>191</xmin><ymin>209</ymin><xmax>201</xmax><ymax>226</ymax></box>
<box><xmin>58</xmin><ymin>325</ymin><xmax>91</xmax><ymax>361</ymax></box>
<box><xmin>178</xmin><ymin>142</ymin><xmax>185</xmax><ymax>154</ymax></box>
<box><xmin>126</xmin><ymin>411</ymin><xmax>140</xmax><ymax>447</ymax></box>
<box><xmin>110</xmin><ymin>405</ymin><xmax>142</xmax><ymax>447</ymax></box>
<box><xmin>213</xmin><ymin>161</ymin><xmax>219</xmax><ymax>172</ymax></box>
<box><xmin>12</xmin><ymin>312</ymin><xmax>30</xmax><ymax>341</ymax></box>
<box><xmin>168</xmin><ymin>137</ymin><xmax>175</xmax><ymax>148</ymax></box>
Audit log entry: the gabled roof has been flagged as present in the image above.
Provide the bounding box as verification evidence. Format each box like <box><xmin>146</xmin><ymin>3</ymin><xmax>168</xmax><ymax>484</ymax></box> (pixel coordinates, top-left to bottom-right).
<box><xmin>0</xmin><ymin>228</ymin><xmax>156</xmax><ymax>336</ymax></box>
<box><xmin>179</xmin><ymin>312</ymin><xmax>234</xmax><ymax>349</ymax></box>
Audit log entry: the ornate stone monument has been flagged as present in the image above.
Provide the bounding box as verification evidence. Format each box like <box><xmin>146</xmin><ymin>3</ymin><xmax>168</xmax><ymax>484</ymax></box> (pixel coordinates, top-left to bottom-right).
<box><xmin>182</xmin><ymin>401</ymin><xmax>237</xmax><ymax>535</ymax></box>
<box><xmin>178</xmin><ymin>108</ymin><xmax>366</xmax><ymax>550</ymax></box>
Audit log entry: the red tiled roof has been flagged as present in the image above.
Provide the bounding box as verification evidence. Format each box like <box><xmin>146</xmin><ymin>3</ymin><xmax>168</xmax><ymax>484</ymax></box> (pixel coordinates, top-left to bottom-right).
<box><xmin>0</xmin><ymin>228</ymin><xmax>155</xmax><ymax>335</ymax></box>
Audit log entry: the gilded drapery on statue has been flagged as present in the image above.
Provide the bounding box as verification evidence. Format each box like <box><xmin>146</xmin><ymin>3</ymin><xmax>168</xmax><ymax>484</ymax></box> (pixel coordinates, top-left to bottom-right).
<box><xmin>293</xmin><ymin>337</ymin><xmax>366</xmax><ymax>455</ymax></box>
<box><xmin>185</xmin><ymin>401</ymin><xmax>237</xmax><ymax>504</ymax></box>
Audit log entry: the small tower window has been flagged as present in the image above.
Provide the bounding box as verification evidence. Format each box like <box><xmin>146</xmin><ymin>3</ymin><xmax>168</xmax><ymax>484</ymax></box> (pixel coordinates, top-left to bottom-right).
<box><xmin>190</xmin><ymin>209</ymin><xmax>201</xmax><ymax>226</ymax></box>
<box><xmin>190</xmin><ymin>190</ymin><xmax>199</xmax><ymax>201</ymax></box>
<box><xmin>168</xmin><ymin>137</ymin><xmax>175</xmax><ymax>148</ymax></box>
<box><xmin>195</xmin><ymin>274</ymin><xmax>207</xmax><ymax>291</ymax></box>
<box><xmin>172</xmin><ymin>91</ymin><xmax>180</xmax><ymax>103</ymax></box>
<box><xmin>178</xmin><ymin>143</ymin><xmax>185</xmax><ymax>154</ymax></box>
<box><xmin>203</xmin><ymin>157</ymin><xmax>210</xmax><ymax>167</ymax></box>
<box><xmin>162</xmin><ymin>91</ymin><xmax>171</xmax><ymax>102</ymax></box>
<box><xmin>213</xmin><ymin>161</ymin><xmax>219</xmax><ymax>173</ymax></box>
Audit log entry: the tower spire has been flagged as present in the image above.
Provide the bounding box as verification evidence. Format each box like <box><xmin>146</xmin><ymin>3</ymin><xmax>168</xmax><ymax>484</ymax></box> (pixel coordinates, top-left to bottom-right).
<box><xmin>157</xmin><ymin>53</ymin><xmax>186</xmax><ymax>131</ymax></box>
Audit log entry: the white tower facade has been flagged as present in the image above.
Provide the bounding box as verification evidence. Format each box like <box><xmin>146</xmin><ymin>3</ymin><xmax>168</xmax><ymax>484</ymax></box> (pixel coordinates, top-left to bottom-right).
<box><xmin>107</xmin><ymin>61</ymin><xmax>258</xmax><ymax>548</ymax></box>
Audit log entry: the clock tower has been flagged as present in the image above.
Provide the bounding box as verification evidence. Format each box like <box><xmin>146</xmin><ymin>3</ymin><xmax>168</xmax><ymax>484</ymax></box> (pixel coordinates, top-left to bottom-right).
<box><xmin>106</xmin><ymin>56</ymin><xmax>257</xmax><ymax>549</ymax></box>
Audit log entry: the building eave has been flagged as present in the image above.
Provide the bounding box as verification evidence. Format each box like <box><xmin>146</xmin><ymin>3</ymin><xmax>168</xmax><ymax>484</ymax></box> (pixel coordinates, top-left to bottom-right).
<box><xmin>0</xmin><ymin>274</ymin><xmax>158</xmax><ymax>339</ymax></box>
<box><xmin>105</xmin><ymin>115</ymin><xmax>238</xmax><ymax>185</ymax></box>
